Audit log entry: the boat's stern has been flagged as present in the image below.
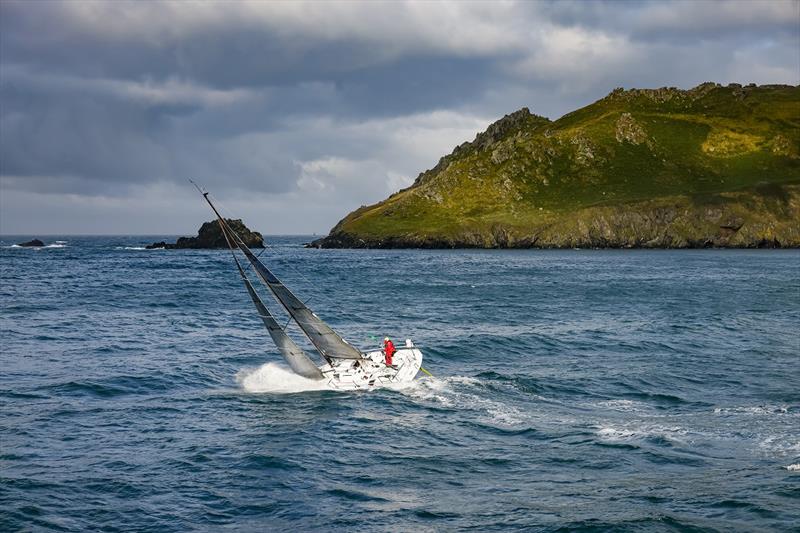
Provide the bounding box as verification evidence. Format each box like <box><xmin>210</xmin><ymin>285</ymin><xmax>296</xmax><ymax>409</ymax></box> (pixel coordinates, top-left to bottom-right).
<box><xmin>324</xmin><ymin>339</ymin><xmax>423</xmax><ymax>390</ymax></box>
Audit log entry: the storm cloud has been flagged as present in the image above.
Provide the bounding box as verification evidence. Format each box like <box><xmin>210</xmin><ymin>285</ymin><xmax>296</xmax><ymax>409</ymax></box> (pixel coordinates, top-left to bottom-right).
<box><xmin>1</xmin><ymin>0</ymin><xmax>798</xmax><ymax>234</ymax></box>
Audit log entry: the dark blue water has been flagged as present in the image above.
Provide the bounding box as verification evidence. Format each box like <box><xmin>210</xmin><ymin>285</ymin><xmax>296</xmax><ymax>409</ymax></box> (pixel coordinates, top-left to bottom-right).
<box><xmin>1</xmin><ymin>236</ymin><xmax>799</xmax><ymax>531</ymax></box>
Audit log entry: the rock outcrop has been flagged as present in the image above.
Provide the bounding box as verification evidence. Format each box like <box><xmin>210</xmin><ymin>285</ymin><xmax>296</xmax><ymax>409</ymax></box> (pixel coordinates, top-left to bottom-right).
<box><xmin>147</xmin><ymin>219</ymin><xmax>264</xmax><ymax>249</ymax></box>
<box><xmin>17</xmin><ymin>239</ymin><xmax>45</xmax><ymax>247</ymax></box>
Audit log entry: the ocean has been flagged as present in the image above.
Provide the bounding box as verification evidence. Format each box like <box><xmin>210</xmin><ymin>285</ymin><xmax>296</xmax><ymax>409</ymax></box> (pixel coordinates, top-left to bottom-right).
<box><xmin>1</xmin><ymin>236</ymin><xmax>798</xmax><ymax>531</ymax></box>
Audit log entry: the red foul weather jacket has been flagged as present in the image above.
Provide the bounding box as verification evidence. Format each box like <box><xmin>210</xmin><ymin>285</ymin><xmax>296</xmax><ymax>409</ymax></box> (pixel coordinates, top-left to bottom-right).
<box><xmin>384</xmin><ymin>340</ymin><xmax>396</xmax><ymax>365</ymax></box>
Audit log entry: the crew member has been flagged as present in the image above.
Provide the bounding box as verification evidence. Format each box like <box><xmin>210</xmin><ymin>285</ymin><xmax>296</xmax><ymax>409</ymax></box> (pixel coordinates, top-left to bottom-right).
<box><xmin>383</xmin><ymin>337</ymin><xmax>396</xmax><ymax>366</ymax></box>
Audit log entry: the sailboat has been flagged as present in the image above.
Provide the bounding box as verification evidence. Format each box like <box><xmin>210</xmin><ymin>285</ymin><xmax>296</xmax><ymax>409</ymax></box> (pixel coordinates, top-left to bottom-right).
<box><xmin>197</xmin><ymin>188</ymin><xmax>424</xmax><ymax>390</ymax></box>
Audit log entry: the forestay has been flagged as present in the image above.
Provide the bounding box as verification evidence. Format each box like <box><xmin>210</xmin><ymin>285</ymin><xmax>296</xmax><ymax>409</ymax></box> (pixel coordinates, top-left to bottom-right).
<box><xmin>234</xmin><ymin>259</ymin><xmax>324</xmax><ymax>379</ymax></box>
<box><xmin>203</xmin><ymin>192</ymin><xmax>364</xmax><ymax>361</ymax></box>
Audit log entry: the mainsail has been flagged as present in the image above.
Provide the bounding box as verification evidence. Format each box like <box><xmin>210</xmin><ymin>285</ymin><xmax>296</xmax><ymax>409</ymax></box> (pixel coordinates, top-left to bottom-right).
<box><xmin>202</xmin><ymin>191</ymin><xmax>363</xmax><ymax>361</ymax></box>
<box><xmin>235</xmin><ymin>258</ymin><xmax>324</xmax><ymax>379</ymax></box>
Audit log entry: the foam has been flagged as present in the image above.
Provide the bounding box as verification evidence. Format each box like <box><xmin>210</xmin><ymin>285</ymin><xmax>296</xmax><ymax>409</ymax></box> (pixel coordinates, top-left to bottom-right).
<box><xmin>595</xmin><ymin>424</ymin><xmax>688</xmax><ymax>443</ymax></box>
<box><xmin>595</xmin><ymin>399</ymin><xmax>643</xmax><ymax>412</ymax></box>
<box><xmin>401</xmin><ymin>375</ymin><xmax>525</xmax><ymax>425</ymax></box>
<box><xmin>237</xmin><ymin>362</ymin><xmax>329</xmax><ymax>394</ymax></box>
<box><xmin>787</xmin><ymin>464</ymin><xmax>800</xmax><ymax>471</ymax></box>
<box><xmin>758</xmin><ymin>436</ymin><xmax>800</xmax><ymax>454</ymax></box>
<box><xmin>714</xmin><ymin>405</ymin><xmax>789</xmax><ymax>415</ymax></box>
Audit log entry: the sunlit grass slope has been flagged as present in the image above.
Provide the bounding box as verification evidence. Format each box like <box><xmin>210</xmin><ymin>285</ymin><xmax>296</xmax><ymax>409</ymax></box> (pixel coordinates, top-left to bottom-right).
<box><xmin>314</xmin><ymin>83</ymin><xmax>800</xmax><ymax>248</ymax></box>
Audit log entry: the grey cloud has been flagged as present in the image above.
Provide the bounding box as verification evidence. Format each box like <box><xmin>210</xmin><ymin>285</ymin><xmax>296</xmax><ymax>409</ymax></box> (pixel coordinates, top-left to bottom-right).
<box><xmin>542</xmin><ymin>0</ymin><xmax>799</xmax><ymax>43</ymax></box>
<box><xmin>1</xmin><ymin>0</ymin><xmax>798</xmax><ymax>234</ymax></box>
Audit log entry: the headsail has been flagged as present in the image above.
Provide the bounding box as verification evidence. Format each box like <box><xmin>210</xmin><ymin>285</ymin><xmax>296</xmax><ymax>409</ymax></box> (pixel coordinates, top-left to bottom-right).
<box><xmin>234</xmin><ymin>260</ymin><xmax>324</xmax><ymax>379</ymax></box>
<box><xmin>201</xmin><ymin>191</ymin><xmax>363</xmax><ymax>361</ymax></box>
<box><xmin>213</xmin><ymin>215</ymin><xmax>324</xmax><ymax>379</ymax></box>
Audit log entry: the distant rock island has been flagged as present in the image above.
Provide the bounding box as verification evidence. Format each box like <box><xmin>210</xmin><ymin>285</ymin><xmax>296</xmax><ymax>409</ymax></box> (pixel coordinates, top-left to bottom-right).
<box><xmin>147</xmin><ymin>219</ymin><xmax>264</xmax><ymax>249</ymax></box>
<box><xmin>311</xmin><ymin>83</ymin><xmax>800</xmax><ymax>249</ymax></box>
<box><xmin>17</xmin><ymin>239</ymin><xmax>45</xmax><ymax>247</ymax></box>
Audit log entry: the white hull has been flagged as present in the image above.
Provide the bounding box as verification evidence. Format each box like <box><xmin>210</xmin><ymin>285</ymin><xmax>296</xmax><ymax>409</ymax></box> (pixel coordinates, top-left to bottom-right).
<box><xmin>319</xmin><ymin>341</ymin><xmax>423</xmax><ymax>391</ymax></box>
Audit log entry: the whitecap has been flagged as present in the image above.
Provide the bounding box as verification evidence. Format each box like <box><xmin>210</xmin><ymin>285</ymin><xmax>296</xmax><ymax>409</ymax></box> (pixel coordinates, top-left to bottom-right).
<box><xmin>787</xmin><ymin>464</ymin><xmax>800</xmax><ymax>471</ymax></box>
<box><xmin>594</xmin><ymin>399</ymin><xmax>643</xmax><ymax>412</ymax></box>
<box><xmin>594</xmin><ymin>423</ymin><xmax>688</xmax><ymax>443</ymax></box>
<box><xmin>714</xmin><ymin>405</ymin><xmax>789</xmax><ymax>415</ymax></box>
<box><xmin>759</xmin><ymin>436</ymin><xmax>800</xmax><ymax>455</ymax></box>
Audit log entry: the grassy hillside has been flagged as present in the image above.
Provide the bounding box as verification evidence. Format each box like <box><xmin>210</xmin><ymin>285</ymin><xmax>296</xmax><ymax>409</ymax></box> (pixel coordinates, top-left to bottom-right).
<box><xmin>313</xmin><ymin>83</ymin><xmax>800</xmax><ymax>248</ymax></box>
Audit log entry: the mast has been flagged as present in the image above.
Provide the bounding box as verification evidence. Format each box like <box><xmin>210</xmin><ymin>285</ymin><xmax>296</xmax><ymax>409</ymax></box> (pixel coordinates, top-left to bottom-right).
<box><xmin>199</xmin><ymin>188</ymin><xmax>363</xmax><ymax>361</ymax></box>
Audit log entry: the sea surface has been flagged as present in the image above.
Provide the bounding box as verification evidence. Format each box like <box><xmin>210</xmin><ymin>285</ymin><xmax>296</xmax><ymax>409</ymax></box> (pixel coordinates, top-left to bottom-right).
<box><xmin>1</xmin><ymin>236</ymin><xmax>799</xmax><ymax>532</ymax></box>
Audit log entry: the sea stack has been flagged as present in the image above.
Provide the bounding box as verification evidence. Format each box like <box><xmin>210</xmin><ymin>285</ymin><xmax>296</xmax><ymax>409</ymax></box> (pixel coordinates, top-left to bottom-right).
<box><xmin>146</xmin><ymin>219</ymin><xmax>265</xmax><ymax>249</ymax></box>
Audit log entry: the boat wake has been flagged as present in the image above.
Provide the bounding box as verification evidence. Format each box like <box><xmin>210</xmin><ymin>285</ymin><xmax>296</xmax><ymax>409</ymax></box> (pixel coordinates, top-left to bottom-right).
<box><xmin>401</xmin><ymin>375</ymin><xmax>526</xmax><ymax>426</ymax></box>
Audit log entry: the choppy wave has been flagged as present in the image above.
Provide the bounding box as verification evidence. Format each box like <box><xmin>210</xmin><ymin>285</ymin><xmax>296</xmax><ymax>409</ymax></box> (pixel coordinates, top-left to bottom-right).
<box><xmin>2</xmin><ymin>238</ymin><xmax>799</xmax><ymax>531</ymax></box>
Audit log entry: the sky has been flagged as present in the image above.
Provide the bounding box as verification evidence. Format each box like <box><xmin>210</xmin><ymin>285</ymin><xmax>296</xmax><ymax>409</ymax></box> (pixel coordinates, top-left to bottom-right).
<box><xmin>1</xmin><ymin>0</ymin><xmax>798</xmax><ymax>235</ymax></box>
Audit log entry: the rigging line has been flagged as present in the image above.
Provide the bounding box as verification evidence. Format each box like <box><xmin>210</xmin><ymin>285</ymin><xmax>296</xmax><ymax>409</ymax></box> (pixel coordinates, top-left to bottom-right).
<box><xmin>202</xmin><ymin>193</ymin><xmax>334</xmax><ymax>353</ymax></box>
<box><xmin>203</xmin><ymin>189</ymin><xmax>338</xmax><ymax>313</ymax></box>
<box><xmin>204</xmin><ymin>189</ymin><xmax>325</xmax><ymax>293</ymax></box>
<box><xmin>194</xmin><ymin>183</ymin><xmax>364</xmax><ymax>361</ymax></box>
<box><xmin>216</xmin><ymin>210</ymin><xmax>295</xmax><ymax>334</ymax></box>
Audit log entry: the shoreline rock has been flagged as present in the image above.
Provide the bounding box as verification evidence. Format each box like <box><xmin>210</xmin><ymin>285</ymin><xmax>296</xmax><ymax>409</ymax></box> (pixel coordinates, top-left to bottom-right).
<box><xmin>17</xmin><ymin>239</ymin><xmax>45</xmax><ymax>247</ymax></box>
<box><xmin>147</xmin><ymin>219</ymin><xmax>264</xmax><ymax>249</ymax></box>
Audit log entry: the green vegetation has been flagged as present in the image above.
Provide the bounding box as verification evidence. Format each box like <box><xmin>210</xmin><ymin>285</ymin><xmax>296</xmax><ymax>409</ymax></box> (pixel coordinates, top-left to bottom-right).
<box><xmin>313</xmin><ymin>83</ymin><xmax>800</xmax><ymax>248</ymax></box>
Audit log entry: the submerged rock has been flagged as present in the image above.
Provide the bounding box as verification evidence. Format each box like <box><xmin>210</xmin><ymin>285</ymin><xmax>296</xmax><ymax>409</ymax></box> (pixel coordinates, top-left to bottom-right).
<box><xmin>146</xmin><ymin>219</ymin><xmax>264</xmax><ymax>249</ymax></box>
<box><xmin>17</xmin><ymin>239</ymin><xmax>45</xmax><ymax>247</ymax></box>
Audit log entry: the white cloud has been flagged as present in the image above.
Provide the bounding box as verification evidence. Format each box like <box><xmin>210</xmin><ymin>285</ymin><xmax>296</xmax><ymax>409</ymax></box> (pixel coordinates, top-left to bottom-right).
<box><xmin>510</xmin><ymin>25</ymin><xmax>640</xmax><ymax>91</ymax></box>
<box><xmin>55</xmin><ymin>0</ymin><xmax>529</xmax><ymax>57</ymax></box>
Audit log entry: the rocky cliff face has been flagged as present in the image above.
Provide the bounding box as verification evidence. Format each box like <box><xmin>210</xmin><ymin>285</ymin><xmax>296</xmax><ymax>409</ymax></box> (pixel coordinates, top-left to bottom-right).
<box><xmin>147</xmin><ymin>219</ymin><xmax>264</xmax><ymax>249</ymax></box>
<box><xmin>312</xmin><ymin>83</ymin><xmax>800</xmax><ymax>249</ymax></box>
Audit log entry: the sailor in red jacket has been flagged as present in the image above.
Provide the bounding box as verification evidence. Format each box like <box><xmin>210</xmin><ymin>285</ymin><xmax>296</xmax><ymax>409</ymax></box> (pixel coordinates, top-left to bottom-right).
<box><xmin>383</xmin><ymin>337</ymin><xmax>396</xmax><ymax>366</ymax></box>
